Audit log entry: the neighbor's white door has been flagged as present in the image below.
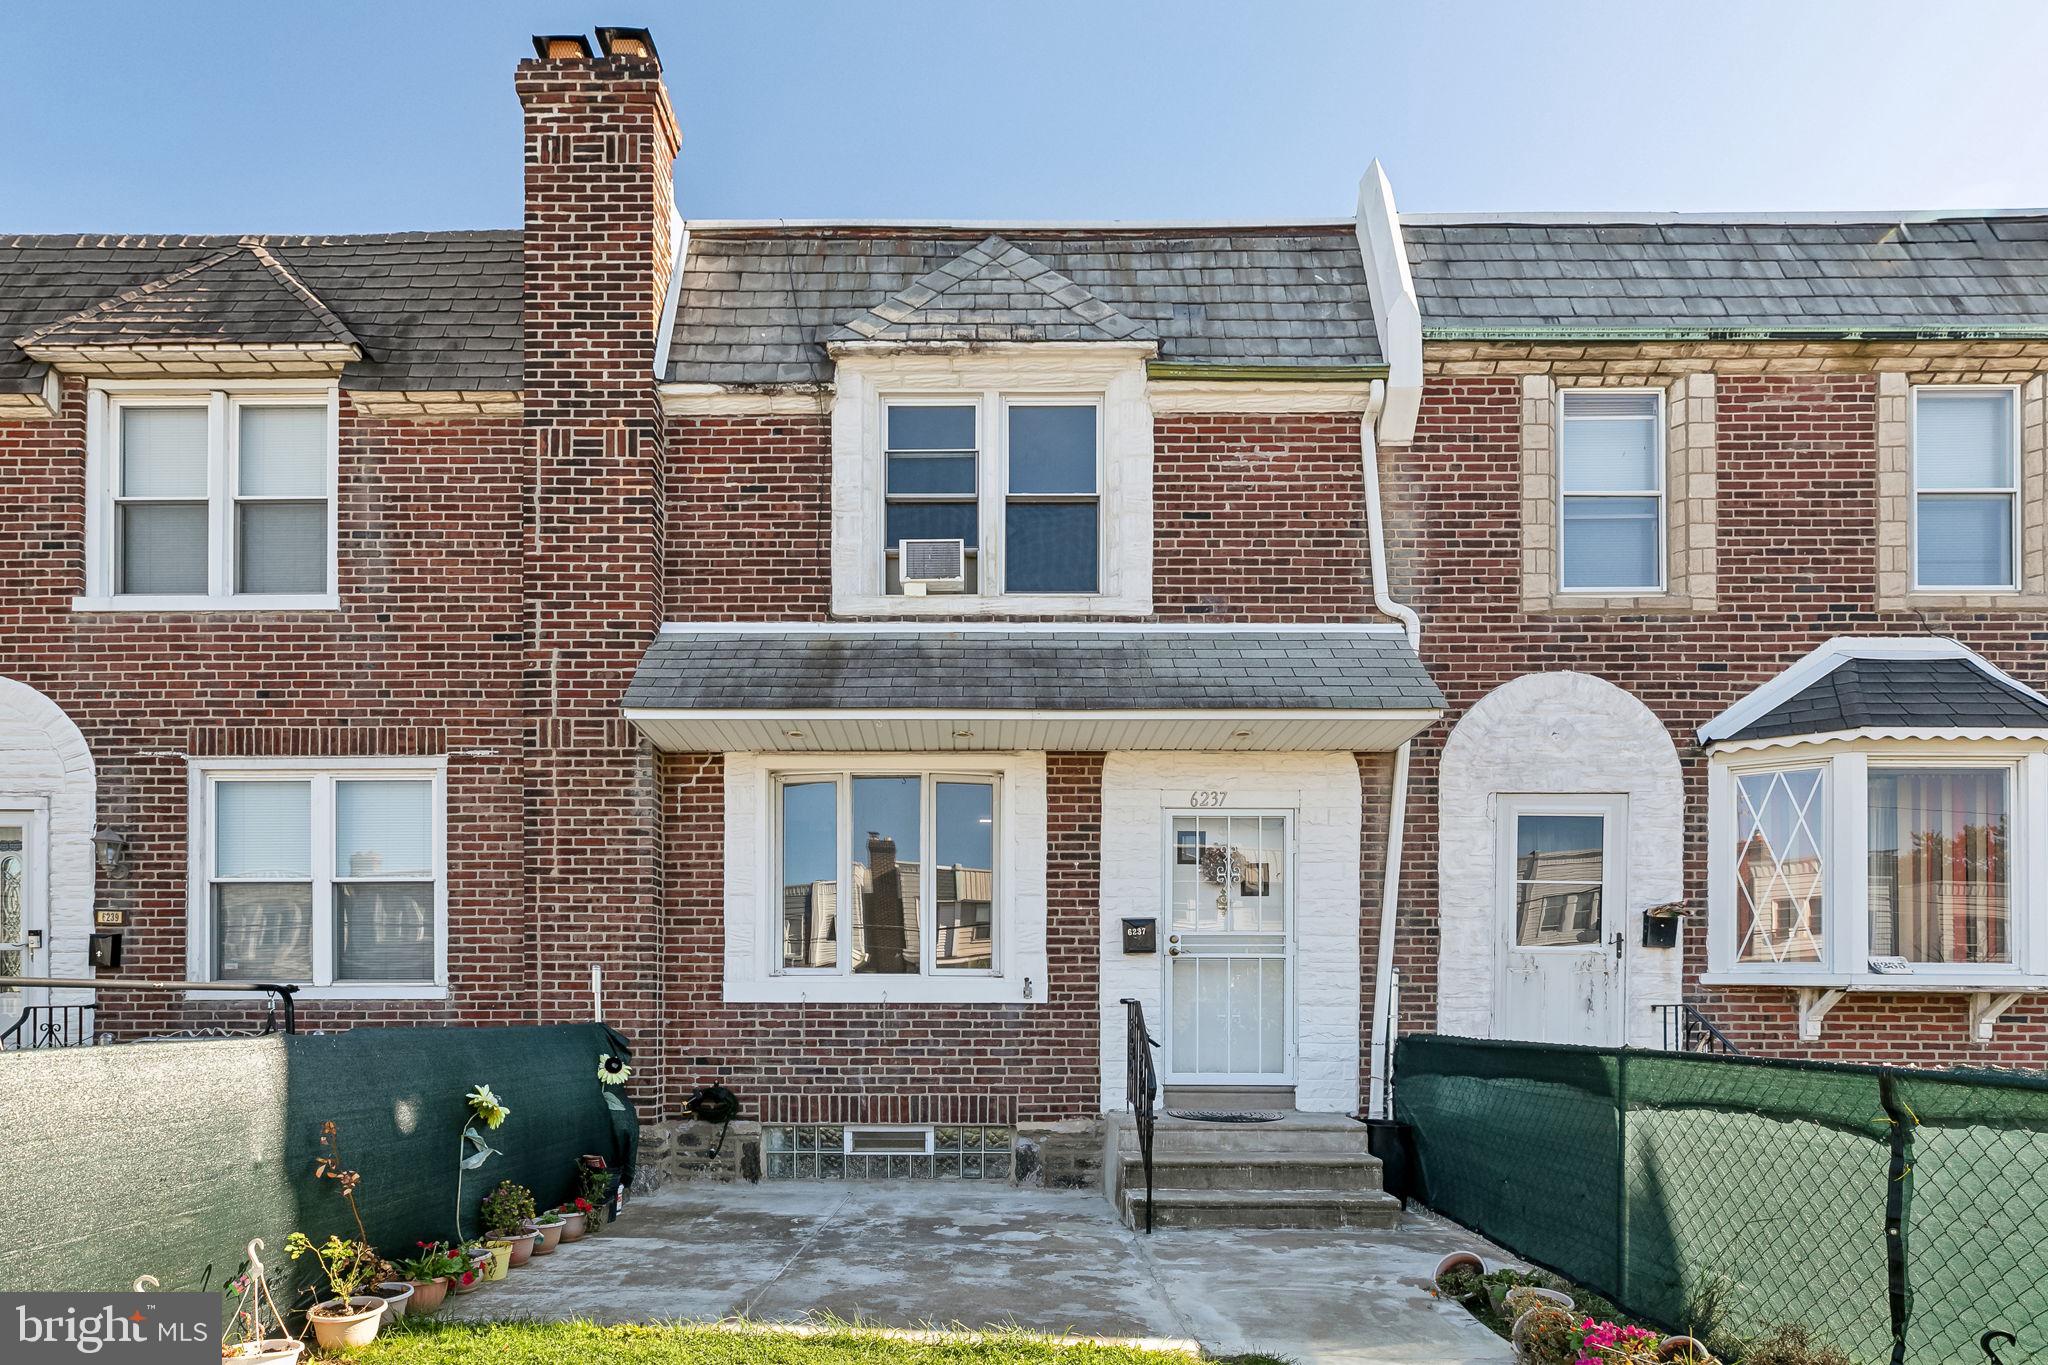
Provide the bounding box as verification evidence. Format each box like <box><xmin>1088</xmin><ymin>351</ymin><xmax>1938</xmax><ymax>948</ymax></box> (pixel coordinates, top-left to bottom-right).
<box><xmin>1161</xmin><ymin>810</ymin><xmax>1293</xmax><ymax>1084</ymax></box>
<box><xmin>0</xmin><ymin>808</ymin><xmax>49</xmax><ymax>1042</ymax></box>
<box><xmin>1494</xmin><ymin>794</ymin><xmax>1626</xmax><ymax>1046</ymax></box>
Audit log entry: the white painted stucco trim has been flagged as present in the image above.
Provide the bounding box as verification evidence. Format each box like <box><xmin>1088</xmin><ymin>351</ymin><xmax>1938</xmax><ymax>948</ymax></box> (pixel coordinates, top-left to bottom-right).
<box><xmin>721</xmin><ymin>751</ymin><xmax>1048</xmax><ymax>1004</ymax></box>
<box><xmin>1437</xmin><ymin>672</ymin><xmax>1684</xmax><ymax>1048</ymax></box>
<box><xmin>829</xmin><ymin>348</ymin><xmax>1153</xmax><ymax>618</ymax></box>
<box><xmin>0</xmin><ymin>677</ymin><xmax>96</xmax><ymax>1003</ymax></box>
<box><xmin>1098</xmin><ymin>752</ymin><xmax>1361</xmax><ymax>1114</ymax></box>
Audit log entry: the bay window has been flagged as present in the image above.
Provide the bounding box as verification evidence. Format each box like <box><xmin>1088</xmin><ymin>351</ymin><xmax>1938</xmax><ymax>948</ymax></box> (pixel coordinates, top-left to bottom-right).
<box><xmin>776</xmin><ymin>769</ymin><xmax>999</xmax><ymax>977</ymax></box>
<box><xmin>1867</xmin><ymin>767</ymin><xmax>2010</xmax><ymax>966</ymax></box>
<box><xmin>194</xmin><ymin>763</ymin><xmax>444</xmax><ymax>994</ymax></box>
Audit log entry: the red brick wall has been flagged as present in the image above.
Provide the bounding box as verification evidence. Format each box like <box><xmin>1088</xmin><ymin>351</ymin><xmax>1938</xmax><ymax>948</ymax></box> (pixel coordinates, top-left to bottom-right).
<box><xmin>0</xmin><ymin>383</ymin><xmax>528</xmax><ymax>1036</ymax></box>
<box><xmin>655</xmin><ymin>751</ymin><xmax>1104</xmax><ymax>1123</ymax></box>
<box><xmin>666</xmin><ymin>415</ymin><xmax>833</xmax><ymax>620</ymax></box>
<box><xmin>1389</xmin><ymin>371</ymin><xmax>2048</xmax><ymax>1065</ymax></box>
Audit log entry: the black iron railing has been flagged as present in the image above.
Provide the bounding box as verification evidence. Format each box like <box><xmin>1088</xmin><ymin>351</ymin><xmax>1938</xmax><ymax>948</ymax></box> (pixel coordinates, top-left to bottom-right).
<box><xmin>1654</xmin><ymin>1001</ymin><xmax>1740</xmax><ymax>1055</ymax></box>
<box><xmin>0</xmin><ymin>978</ymin><xmax>299</xmax><ymax>1048</ymax></box>
<box><xmin>1119</xmin><ymin>996</ymin><xmax>1161</xmax><ymax>1234</ymax></box>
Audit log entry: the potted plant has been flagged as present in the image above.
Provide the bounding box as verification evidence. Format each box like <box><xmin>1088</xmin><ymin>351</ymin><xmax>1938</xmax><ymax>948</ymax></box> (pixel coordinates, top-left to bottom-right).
<box><xmin>481</xmin><ymin>1236</ymin><xmax>514</xmax><ymax>1281</ymax></box>
<box><xmin>370</xmin><ymin>1278</ymin><xmax>413</xmax><ymax>1321</ymax></box>
<box><xmin>556</xmin><ymin>1198</ymin><xmax>592</xmax><ymax>1242</ymax></box>
<box><xmin>285</xmin><ymin>1234</ymin><xmax>386</xmax><ymax>1350</ymax></box>
<box><xmin>578</xmin><ymin>1164</ymin><xmax>615</xmax><ymax>1232</ymax></box>
<box><xmin>393</xmin><ymin>1243</ymin><xmax>465</xmax><ymax>1316</ymax></box>
<box><xmin>531</xmin><ymin>1209</ymin><xmax>565</xmax><ymax>1255</ymax></box>
<box><xmin>219</xmin><ymin>1238</ymin><xmax>303</xmax><ymax>1364</ymax></box>
<box><xmin>452</xmin><ymin>1243</ymin><xmax>490</xmax><ymax>1295</ymax></box>
<box><xmin>480</xmin><ymin>1180</ymin><xmax>539</xmax><ymax>1266</ymax></box>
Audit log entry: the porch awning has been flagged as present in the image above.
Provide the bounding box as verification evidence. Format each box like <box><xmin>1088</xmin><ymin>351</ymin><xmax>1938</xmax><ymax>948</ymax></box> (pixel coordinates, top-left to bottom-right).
<box><xmin>623</xmin><ymin>627</ymin><xmax>1443</xmax><ymax>753</ymax></box>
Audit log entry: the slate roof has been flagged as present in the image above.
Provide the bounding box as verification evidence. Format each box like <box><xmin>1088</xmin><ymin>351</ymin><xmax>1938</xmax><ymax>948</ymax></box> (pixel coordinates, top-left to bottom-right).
<box><xmin>828</xmin><ymin>235</ymin><xmax>1155</xmax><ymax>346</ymax></box>
<box><xmin>1406</xmin><ymin>215</ymin><xmax>2048</xmax><ymax>338</ymax></box>
<box><xmin>1727</xmin><ymin>657</ymin><xmax>2048</xmax><ymax>742</ymax></box>
<box><xmin>0</xmin><ymin>232</ymin><xmax>522</xmax><ymax>394</ymax></box>
<box><xmin>666</xmin><ymin>226</ymin><xmax>1380</xmax><ymax>385</ymax></box>
<box><xmin>16</xmin><ymin>242</ymin><xmax>361</xmax><ymax>352</ymax></box>
<box><xmin>625</xmin><ymin>630</ymin><xmax>1444</xmax><ymax>713</ymax></box>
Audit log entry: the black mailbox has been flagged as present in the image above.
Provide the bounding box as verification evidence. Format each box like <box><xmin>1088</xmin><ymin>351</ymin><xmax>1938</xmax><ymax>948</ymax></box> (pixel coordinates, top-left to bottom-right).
<box><xmin>1121</xmin><ymin>917</ymin><xmax>1158</xmax><ymax>954</ymax></box>
<box><xmin>89</xmin><ymin>932</ymin><xmax>123</xmax><ymax>969</ymax></box>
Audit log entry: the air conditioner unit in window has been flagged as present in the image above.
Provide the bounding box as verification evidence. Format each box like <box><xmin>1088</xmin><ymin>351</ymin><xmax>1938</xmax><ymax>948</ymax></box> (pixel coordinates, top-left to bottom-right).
<box><xmin>898</xmin><ymin>538</ymin><xmax>966</xmax><ymax>595</ymax></box>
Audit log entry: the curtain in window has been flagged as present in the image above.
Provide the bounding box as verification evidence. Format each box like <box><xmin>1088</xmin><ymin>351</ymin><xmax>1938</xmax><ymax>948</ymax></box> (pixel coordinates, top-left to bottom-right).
<box><xmin>1867</xmin><ymin>768</ymin><xmax>2009</xmax><ymax>964</ymax></box>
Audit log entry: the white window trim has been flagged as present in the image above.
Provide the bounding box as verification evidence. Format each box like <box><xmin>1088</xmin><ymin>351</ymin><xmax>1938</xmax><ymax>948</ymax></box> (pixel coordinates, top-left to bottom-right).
<box><xmin>79</xmin><ymin>379</ymin><xmax>341</xmax><ymax>612</ymax></box>
<box><xmin>1706</xmin><ymin>737</ymin><xmax>2048</xmax><ymax>991</ymax></box>
<box><xmin>1909</xmin><ymin>383</ymin><xmax>2023</xmax><ymax>594</ymax></box>
<box><xmin>1556</xmin><ymin>387</ymin><xmax>1667</xmax><ymax>596</ymax></box>
<box><xmin>724</xmin><ymin>750</ymin><xmax>1048</xmax><ymax>1003</ymax></box>
<box><xmin>1495</xmin><ymin>793</ymin><xmax>1625</xmax><ymax>954</ymax></box>
<box><xmin>184</xmin><ymin>755</ymin><xmax>448</xmax><ymax>1001</ymax></box>
<box><xmin>830</xmin><ymin>348</ymin><xmax>1152</xmax><ymax>617</ymax></box>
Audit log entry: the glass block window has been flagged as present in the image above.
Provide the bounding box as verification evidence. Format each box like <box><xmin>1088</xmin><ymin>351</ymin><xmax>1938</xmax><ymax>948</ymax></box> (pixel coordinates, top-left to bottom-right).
<box><xmin>763</xmin><ymin>1126</ymin><xmax>1016</xmax><ymax>1182</ymax></box>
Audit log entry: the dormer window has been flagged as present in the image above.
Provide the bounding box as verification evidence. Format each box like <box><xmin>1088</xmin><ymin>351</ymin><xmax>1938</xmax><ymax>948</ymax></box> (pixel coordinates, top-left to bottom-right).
<box><xmin>81</xmin><ymin>382</ymin><xmax>339</xmax><ymax>611</ymax></box>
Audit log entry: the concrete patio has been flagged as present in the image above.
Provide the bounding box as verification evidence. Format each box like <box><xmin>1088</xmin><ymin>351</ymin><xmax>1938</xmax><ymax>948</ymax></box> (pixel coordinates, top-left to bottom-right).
<box><xmin>441</xmin><ymin>1182</ymin><xmax>1515</xmax><ymax>1364</ymax></box>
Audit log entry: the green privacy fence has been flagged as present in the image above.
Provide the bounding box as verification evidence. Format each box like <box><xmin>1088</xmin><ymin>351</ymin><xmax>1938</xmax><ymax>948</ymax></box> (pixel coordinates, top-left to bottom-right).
<box><xmin>0</xmin><ymin>1024</ymin><xmax>638</xmax><ymax>1298</ymax></box>
<box><xmin>1394</xmin><ymin>1034</ymin><xmax>2048</xmax><ymax>1365</ymax></box>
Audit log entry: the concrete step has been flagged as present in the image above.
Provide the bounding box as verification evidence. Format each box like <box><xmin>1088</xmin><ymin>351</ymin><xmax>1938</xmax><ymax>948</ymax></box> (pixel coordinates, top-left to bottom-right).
<box><xmin>1161</xmin><ymin>1084</ymin><xmax>1297</xmax><ymax>1110</ymax></box>
<box><xmin>1115</xmin><ymin>1112</ymin><xmax>1373</xmax><ymax>1157</ymax></box>
<box><xmin>1122</xmin><ymin>1186</ymin><xmax>1404</xmax><ymax>1231</ymax></box>
<box><xmin>1119</xmin><ymin>1151</ymin><xmax>1385</xmax><ymax>1192</ymax></box>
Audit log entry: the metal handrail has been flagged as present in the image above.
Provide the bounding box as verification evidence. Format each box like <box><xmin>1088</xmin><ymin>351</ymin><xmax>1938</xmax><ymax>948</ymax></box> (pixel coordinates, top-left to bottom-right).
<box><xmin>1118</xmin><ymin>996</ymin><xmax>1161</xmax><ymax>1234</ymax></box>
<box><xmin>0</xmin><ymin>977</ymin><xmax>300</xmax><ymax>1041</ymax></box>
<box><xmin>0</xmin><ymin>1002</ymin><xmax>98</xmax><ymax>1049</ymax></box>
<box><xmin>1654</xmin><ymin>1001</ymin><xmax>1740</xmax><ymax>1055</ymax></box>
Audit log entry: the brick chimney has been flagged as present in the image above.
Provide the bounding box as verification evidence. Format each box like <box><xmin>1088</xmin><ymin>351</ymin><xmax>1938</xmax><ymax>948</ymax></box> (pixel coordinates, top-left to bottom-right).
<box><xmin>514</xmin><ymin>30</ymin><xmax>677</xmax><ymax>1084</ymax></box>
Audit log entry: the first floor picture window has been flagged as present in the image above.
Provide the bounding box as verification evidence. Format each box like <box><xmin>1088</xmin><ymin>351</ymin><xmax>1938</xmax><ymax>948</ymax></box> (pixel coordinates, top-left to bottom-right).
<box><xmin>203</xmin><ymin>767</ymin><xmax>442</xmax><ymax>987</ymax></box>
<box><xmin>777</xmin><ymin>769</ymin><xmax>998</xmax><ymax>977</ymax></box>
<box><xmin>1868</xmin><ymin>767</ymin><xmax>2010</xmax><ymax>965</ymax></box>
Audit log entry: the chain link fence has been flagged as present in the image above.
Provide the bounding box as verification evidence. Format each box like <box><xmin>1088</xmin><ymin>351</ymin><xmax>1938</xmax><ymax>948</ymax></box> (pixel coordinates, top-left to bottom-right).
<box><xmin>1395</xmin><ymin>1034</ymin><xmax>2048</xmax><ymax>1365</ymax></box>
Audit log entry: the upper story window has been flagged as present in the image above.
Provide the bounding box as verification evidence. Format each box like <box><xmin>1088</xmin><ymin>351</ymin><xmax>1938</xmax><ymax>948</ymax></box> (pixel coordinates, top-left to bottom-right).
<box><xmin>191</xmin><ymin>761</ymin><xmax>446</xmax><ymax>998</ymax></box>
<box><xmin>882</xmin><ymin>397</ymin><xmax>1100</xmax><ymax>597</ymax></box>
<box><xmin>1559</xmin><ymin>390</ymin><xmax>1664</xmax><ymax>593</ymax></box>
<box><xmin>1912</xmin><ymin>388</ymin><xmax>2018</xmax><ymax>591</ymax></box>
<box><xmin>83</xmin><ymin>383</ymin><xmax>338</xmax><ymax>611</ymax></box>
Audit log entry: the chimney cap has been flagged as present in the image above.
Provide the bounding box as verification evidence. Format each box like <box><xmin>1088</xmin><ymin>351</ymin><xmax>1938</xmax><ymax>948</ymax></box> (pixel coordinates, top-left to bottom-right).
<box><xmin>531</xmin><ymin>33</ymin><xmax>596</xmax><ymax>60</ymax></box>
<box><xmin>596</xmin><ymin>26</ymin><xmax>659</xmax><ymax>62</ymax></box>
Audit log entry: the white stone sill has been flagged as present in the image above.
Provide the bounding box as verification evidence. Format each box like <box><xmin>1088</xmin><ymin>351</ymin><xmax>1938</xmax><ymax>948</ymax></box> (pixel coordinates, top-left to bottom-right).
<box><xmin>830</xmin><ymin>592</ymin><xmax>1153</xmax><ymax>618</ymax></box>
<box><xmin>73</xmin><ymin>594</ymin><xmax>341</xmax><ymax>614</ymax></box>
<box><xmin>1699</xmin><ymin>973</ymin><xmax>2048</xmax><ymax>994</ymax></box>
<box><xmin>182</xmin><ymin>984</ymin><xmax>448</xmax><ymax>1003</ymax></box>
<box><xmin>724</xmin><ymin>974</ymin><xmax>1035</xmax><ymax>1005</ymax></box>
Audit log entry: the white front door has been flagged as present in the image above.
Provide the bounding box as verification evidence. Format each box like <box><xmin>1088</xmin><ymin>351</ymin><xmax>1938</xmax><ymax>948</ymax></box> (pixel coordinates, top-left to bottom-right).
<box><xmin>1495</xmin><ymin>795</ymin><xmax>1626</xmax><ymax>1046</ymax></box>
<box><xmin>0</xmin><ymin>808</ymin><xmax>49</xmax><ymax>1040</ymax></box>
<box><xmin>1161</xmin><ymin>810</ymin><xmax>1293</xmax><ymax>1084</ymax></box>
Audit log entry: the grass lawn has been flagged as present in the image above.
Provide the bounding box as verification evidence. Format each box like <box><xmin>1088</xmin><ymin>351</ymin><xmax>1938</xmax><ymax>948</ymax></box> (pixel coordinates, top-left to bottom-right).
<box><xmin>344</xmin><ymin>1318</ymin><xmax>1286</xmax><ymax>1365</ymax></box>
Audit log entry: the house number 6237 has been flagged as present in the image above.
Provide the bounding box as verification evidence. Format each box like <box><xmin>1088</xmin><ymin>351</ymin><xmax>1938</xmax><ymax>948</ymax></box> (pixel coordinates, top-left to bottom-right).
<box><xmin>1189</xmin><ymin>790</ymin><xmax>1227</xmax><ymax>808</ymax></box>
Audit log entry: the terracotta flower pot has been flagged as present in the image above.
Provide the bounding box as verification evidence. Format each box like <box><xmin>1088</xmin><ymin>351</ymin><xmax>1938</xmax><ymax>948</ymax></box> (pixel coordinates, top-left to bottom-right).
<box><xmin>495</xmin><ymin>1229</ymin><xmax>538</xmax><ymax>1268</ymax></box>
<box><xmin>406</xmin><ymin>1277</ymin><xmax>450</xmax><ymax>1315</ymax></box>
<box><xmin>308</xmin><ymin>1297</ymin><xmax>384</xmax><ymax>1351</ymax></box>
<box><xmin>558</xmin><ymin>1210</ymin><xmax>588</xmax><ymax>1242</ymax></box>
<box><xmin>450</xmin><ymin>1267</ymin><xmax>483</xmax><ymax>1296</ymax></box>
<box><xmin>373</xmin><ymin>1281</ymin><xmax>413</xmax><ymax>1320</ymax></box>
<box><xmin>221</xmin><ymin>1339</ymin><xmax>305</xmax><ymax>1365</ymax></box>
<box><xmin>531</xmin><ymin>1221</ymin><xmax>564</xmax><ymax>1255</ymax></box>
<box><xmin>482</xmin><ymin>1239</ymin><xmax>513</xmax><ymax>1280</ymax></box>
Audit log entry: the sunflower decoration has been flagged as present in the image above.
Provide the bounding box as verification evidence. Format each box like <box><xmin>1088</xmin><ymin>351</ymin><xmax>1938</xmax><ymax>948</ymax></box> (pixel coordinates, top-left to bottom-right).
<box><xmin>466</xmin><ymin>1083</ymin><xmax>511</xmax><ymax>1130</ymax></box>
<box><xmin>598</xmin><ymin>1053</ymin><xmax>632</xmax><ymax>1086</ymax></box>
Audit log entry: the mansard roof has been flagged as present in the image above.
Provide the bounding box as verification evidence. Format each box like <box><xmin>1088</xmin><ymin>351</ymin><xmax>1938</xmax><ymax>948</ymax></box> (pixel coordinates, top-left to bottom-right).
<box><xmin>827</xmin><ymin>235</ymin><xmax>1155</xmax><ymax>347</ymax></box>
<box><xmin>1405</xmin><ymin>213</ymin><xmax>2048</xmax><ymax>340</ymax></box>
<box><xmin>0</xmin><ymin>232</ymin><xmax>521</xmax><ymax>396</ymax></box>
<box><xmin>666</xmin><ymin>224</ymin><xmax>1381</xmax><ymax>386</ymax></box>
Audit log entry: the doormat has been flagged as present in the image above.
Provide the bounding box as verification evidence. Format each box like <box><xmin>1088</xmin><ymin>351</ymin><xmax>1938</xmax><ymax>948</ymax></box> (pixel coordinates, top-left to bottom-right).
<box><xmin>1165</xmin><ymin>1109</ymin><xmax>1284</xmax><ymax>1123</ymax></box>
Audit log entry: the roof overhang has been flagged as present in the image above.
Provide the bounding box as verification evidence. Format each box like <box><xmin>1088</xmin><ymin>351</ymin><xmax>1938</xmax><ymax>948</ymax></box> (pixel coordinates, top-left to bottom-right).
<box><xmin>17</xmin><ymin>341</ymin><xmax>361</xmax><ymax>376</ymax></box>
<box><xmin>624</xmin><ymin>706</ymin><xmax>1441</xmax><ymax>754</ymax></box>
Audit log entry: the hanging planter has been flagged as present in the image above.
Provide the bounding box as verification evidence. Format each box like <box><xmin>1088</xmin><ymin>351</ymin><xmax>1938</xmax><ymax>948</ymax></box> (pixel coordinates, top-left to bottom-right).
<box><xmin>216</xmin><ymin>1241</ymin><xmax>305</xmax><ymax>1365</ymax></box>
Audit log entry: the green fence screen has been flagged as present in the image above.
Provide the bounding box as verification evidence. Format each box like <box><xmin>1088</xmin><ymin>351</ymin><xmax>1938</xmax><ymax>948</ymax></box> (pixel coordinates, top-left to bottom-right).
<box><xmin>1395</xmin><ymin>1034</ymin><xmax>2048</xmax><ymax>1365</ymax></box>
<box><xmin>0</xmin><ymin>1023</ymin><xmax>638</xmax><ymax>1300</ymax></box>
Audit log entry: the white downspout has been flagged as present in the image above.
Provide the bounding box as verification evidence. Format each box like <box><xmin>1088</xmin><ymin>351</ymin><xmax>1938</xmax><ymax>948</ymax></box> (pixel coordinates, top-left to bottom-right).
<box><xmin>1362</xmin><ymin>380</ymin><xmax>1420</xmax><ymax>1119</ymax></box>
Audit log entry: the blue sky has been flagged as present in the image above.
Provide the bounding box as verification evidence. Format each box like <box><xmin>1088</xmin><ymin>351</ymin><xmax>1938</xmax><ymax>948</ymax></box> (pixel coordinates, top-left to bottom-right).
<box><xmin>6</xmin><ymin>1</ymin><xmax>2046</xmax><ymax>233</ymax></box>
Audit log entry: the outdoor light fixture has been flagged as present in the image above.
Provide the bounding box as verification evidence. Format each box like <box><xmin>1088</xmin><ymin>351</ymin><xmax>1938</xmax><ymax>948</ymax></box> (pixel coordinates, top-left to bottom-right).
<box><xmin>92</xmin><ymin>826</ymin><xmax>128</xmax><ymax>874</ymax></box>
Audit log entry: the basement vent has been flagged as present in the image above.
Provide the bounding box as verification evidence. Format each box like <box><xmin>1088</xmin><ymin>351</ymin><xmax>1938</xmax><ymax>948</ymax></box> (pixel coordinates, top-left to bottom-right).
<box><xmin>844</xmin><ymin>1125</ymin><xmax>935</xmax><ymax>1156</ymax></box>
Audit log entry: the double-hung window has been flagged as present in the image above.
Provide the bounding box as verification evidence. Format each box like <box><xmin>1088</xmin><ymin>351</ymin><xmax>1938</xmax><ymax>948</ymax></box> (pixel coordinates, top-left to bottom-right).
<box><xmin>1559</xmin><ymin>391</ymin><xmax>1664</xmax><ymax>593</ymax></box>
<box><xmin>90</xmin><ymin>386</ymin><xmax>337</xmax><ymax>608</ymax></box>
<box><xmin>198</xmin><ymin>765</ymin><xmax>444</xmax><ymax>992</ymax></box>
<box><xmin>775</xmin><ymin>769</ymin><xmax>998</xmax><ymax>976</ymax></box>
<box><xmin>880</xmin><ymin>395</ymin><xmax>1100</xmax><ymax>597</ymax></box>
<box><xmin>1912</xmin><ymin>388</ymin><xmax>2018</xmax><ymax>591</ymax></box>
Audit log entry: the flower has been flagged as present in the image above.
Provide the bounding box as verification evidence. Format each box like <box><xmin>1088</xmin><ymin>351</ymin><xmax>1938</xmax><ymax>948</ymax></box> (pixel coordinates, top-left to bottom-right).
<box><xmin>598</xmin><ymin>1054</ymin><xmax>632</xmax><ymax>1085</ymax></box>
<box><xmin>466</xmin><ymin>1083</ymin><xmax>510</xmax><ymax>1129</ymax></box>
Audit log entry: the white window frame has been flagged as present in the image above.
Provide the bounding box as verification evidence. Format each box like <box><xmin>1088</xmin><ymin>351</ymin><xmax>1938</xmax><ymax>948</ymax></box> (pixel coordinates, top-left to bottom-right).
<box><xmin>770</xmin><ymin>765</ymin><xmax>1002</xmax><ymax>979</ymax></box>
<box><xmin>1909</xmin><ymin>384</ymin><xmax>2022</xmax><ymax>594</ymax></box>
<box><xmin>1495</xmin><ymin>793</ymin><xmax>1624</xmax><ymax>954</ymax></box>
<box><xmin>1707</xmin><ymin>739</ymin><xmax>2048</xmax><ymax>990</ymax></box>
<box><xmin>80</xmin><ymin>379</ymin><xmax>341</xmax><ymax>612</ymax></box>
<box><xmin>997</xmin><ymin>394</ymin><xmax>1104</xmax><ymax>597</ymax></box>
<box><xmin>829</xmin><ymin>348</ymin><xmax>1153</xmax><ymax>618</ymax></box>
<box><xmin>185</xmin><ymin>756</ymin><xmax>448</xmax><ymax>1000</ymax></box>
<box><xmin>1556</xmin><ymin>388</ymin><xmax>1667</xmax><ymax>595</ymax></box>
<box><xmin>882</xmin><ymin>395</ymin><xmax>984</xmax><ymax>595</ymax></box>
